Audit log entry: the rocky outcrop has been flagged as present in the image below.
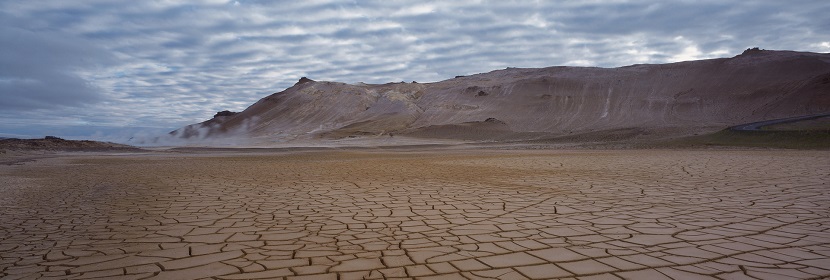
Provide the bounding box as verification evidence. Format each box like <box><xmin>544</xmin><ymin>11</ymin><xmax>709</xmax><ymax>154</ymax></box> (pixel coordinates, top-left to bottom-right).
<box><xmin>295</xmin><ymin>77</ymin><xmax>314</xmax><ymax>86</ymax></box>
<box><xmin>484</xmin><ymin>118</ymin><xmax>505</xmax><ymax>124</ymax></box>
<box><xmin>213</xmin><ymin>110</ymin><xmax>238</xmax><ymax>118</ymax></box>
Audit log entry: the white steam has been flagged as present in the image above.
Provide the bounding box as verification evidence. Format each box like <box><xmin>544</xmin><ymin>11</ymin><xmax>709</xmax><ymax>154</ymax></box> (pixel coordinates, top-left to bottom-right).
<box><xmin>126</xmin><ymin>116</ymin><xmax>261</xmax><ymax>147</ymax></box>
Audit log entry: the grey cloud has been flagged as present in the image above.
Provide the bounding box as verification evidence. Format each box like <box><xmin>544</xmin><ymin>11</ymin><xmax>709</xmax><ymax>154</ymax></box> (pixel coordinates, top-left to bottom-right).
<box><xmin>0</xmin><ymin>23</ymin><xmax>115</xmax><ymax>111</ymax></box>
<box><xmin>1</xmin><ymin>0</ymin><xmax>828</xmax><ymax>140</ymax></box>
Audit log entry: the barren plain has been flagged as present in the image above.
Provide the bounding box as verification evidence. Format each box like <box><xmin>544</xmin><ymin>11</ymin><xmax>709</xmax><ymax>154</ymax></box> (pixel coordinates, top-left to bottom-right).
<box><xmin>1</xmin><ymin>149</ymin><xmax>829</xmax><ymax>280</ymax></box>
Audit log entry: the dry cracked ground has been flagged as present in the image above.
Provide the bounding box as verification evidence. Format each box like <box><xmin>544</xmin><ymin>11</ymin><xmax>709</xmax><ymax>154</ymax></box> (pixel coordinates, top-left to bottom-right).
<box><xmin>1</xmin><ymin>149</ymin><xmax>829</xmax><ymax>280</ymax></box>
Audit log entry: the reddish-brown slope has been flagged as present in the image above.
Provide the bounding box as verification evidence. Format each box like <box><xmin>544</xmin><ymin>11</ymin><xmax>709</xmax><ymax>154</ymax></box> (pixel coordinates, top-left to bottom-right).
<box><xmin>173</xmin><ymin>50</ymin><xmax>830</xmax><ymax>143</ymax></box>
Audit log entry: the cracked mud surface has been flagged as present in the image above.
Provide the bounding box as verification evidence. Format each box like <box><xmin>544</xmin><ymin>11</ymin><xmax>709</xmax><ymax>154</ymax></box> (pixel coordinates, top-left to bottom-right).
<box><xmin>1</xmin><ymin>149</ymin><xmax>829</xmax><ymax>280</ymax></box>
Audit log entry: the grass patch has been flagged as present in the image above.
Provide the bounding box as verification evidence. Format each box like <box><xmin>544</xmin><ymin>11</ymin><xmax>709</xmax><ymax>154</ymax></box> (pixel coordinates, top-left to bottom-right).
<box><xmin>668</xmin><ymin>129</ymin><xmax>830</xmax><ymax>149</ymax></box>
<box><xmin>761</xmin><ymin>116</ymin><xmax>830</xmax><ymax>131</ymax></box>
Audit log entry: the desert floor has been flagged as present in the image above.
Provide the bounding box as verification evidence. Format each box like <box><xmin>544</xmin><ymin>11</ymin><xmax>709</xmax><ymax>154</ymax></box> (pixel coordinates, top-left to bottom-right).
<box><xmin>1</xmin><ymin>149</ymin><xmax>828</xmax><ymax>280</ymax></box>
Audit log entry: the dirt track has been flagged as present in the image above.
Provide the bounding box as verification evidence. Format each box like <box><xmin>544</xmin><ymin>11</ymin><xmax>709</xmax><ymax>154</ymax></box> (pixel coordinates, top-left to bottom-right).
<box><xmin>1</xmin><ymin>149</ymin><xmax>829</xmax><ymax>279</ymax></box>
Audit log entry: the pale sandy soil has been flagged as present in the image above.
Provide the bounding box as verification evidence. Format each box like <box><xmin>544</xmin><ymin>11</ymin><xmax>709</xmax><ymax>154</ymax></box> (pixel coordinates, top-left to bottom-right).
<box><xmin>1</xmin><ymin>149</ymin><xmax>829</xmax><ymax>280</ymax></box>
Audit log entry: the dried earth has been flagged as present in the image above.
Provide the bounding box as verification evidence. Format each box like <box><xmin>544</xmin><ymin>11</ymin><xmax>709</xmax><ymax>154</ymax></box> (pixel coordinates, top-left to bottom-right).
<box><xmin>1</xmin><ymin>149</ymin><xmax>829</xmax><ymax>280</ymax></box>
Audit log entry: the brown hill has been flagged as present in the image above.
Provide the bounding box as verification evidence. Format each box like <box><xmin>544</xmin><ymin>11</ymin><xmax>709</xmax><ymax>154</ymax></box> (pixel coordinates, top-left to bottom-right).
<box><xmin>172</xmin><ymin>50</ymin><xmax>830</xmax><ymax>145</ymax></box>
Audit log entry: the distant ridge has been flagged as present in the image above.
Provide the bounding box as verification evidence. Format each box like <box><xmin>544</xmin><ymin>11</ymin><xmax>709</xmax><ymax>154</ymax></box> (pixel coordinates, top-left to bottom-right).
<box><xmin>0</xmin><ymin>137</ymin><xmax>141</xmax><ymax>151</ymax></box>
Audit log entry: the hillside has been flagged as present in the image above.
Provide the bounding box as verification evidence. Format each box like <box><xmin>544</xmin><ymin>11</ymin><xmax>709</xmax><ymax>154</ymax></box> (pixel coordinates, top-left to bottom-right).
<box><xmin>172</xmin><ymin>49</ymin><xmax>830</xmax><ymax>145</ymax></box>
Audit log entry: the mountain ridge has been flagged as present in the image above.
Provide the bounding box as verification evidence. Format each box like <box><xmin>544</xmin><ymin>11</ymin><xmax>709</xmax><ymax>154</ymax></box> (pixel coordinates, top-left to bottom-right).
<box><xmin>171</xmin><ymin>49</ymin><xmax>830</xmax><ymax>145</ymax></box>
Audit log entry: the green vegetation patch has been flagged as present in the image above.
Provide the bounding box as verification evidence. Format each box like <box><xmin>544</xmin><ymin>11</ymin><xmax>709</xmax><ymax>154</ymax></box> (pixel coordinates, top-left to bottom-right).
<box><xmin>673</xmin><ymin>129</ymin><xmax>830</xmax><ymax>150</ymax></box>
<box><xmin>761</xmin><ymin>117</ymin><xmax>830</xmax><ymax>131</ymax></box>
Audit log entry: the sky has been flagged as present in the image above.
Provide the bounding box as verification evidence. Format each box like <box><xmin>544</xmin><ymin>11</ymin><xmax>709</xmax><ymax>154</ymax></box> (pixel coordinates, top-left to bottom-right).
<box><xmin>1</xmin><ymin>0</ymin><xmax>828</xmax><ymax>141</ymax></box>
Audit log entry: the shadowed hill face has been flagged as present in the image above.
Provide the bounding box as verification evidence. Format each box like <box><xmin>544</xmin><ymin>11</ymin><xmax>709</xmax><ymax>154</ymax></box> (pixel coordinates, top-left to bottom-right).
<box><xmin>172</xmin><ymin>50</ymin><xmax>830</xmax><ymax>143</ymax></box>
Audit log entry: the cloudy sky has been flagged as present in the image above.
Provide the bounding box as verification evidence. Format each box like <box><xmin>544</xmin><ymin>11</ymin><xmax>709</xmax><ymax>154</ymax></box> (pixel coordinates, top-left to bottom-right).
<box><xmin>1</xmin><ymin>0</ymin><xmax>828</xmax><ymax>141</ymax></box>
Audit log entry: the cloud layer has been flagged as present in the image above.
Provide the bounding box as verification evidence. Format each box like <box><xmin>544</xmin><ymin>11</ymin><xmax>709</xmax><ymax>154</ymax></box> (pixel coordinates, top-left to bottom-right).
<box><xmin>1</xmin><ymin>0</ymin><xmax>828</xmax><ymax>140</ymax></box>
